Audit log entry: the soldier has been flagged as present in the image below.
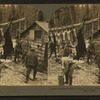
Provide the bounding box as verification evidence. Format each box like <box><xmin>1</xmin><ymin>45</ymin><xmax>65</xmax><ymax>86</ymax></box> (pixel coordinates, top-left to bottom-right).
<box><xmin>25</xmin><ymin>48</ymin><xmax>38</xmax><ymax>83</ymax></box>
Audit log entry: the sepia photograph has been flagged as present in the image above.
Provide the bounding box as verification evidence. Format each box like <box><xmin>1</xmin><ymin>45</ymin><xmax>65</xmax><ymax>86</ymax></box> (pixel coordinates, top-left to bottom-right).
<box><xmin>47</xmin><ymin>4</ymin><xmax>100</xmax><ymax>86</ymax></box>
<box><xmin>0</xmin><ymin>4</ymin><xmax>100</xmax><ymax>88</ymax></box>
<box><xmin>0</xmin><ymin>4</ymin><xmax>48</xmax><ymax>86</ymax></box>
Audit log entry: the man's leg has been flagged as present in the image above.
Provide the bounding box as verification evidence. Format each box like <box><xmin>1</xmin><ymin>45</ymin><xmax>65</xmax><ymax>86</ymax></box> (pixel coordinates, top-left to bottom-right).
<box><xmin>25</xmin><ymin>67</ymin><xmax>31</xmax><ymax>83</ymax></box>
<box><xmin>58</xmin><ymin>44</ymin><xmax>60</xmax><ymax>52</ymax></box>
<box><xmin>33</xmin><ymin>66</ymin><xmax>37</xmax><ymax>80</ymax></box>
<box><xmin>87</xmin><ymin>52</ymin><xmax>90</xmax><ymax>64</ymax></box>
<box><xmin>49</xmin><ymin>49</ymin><xmax>53</xmax><ymax>59</ymax></box>
<box><xmin>54</xmin><ymin>48</ymin><xmax>57</xmax><ymax>58</ymax></box>
<box><xmin>65</xmin><ymin>71</ymin><xmax>69</xmax><ymax>84</ymax></box>
<box><xmin>18</xmin><ymin>53</ymin><xmax>19</xmax><ymax>62</ymax></box>
<box><xmin>69</xmin><ymin>75</ymin><xmax>72</xmax><ymax>85</ymax></box>
<box><xmin>90</xmin><ymin>54</ymin><xmax>92</xmax><ymax>64</ymax></box>
<box><xmin>68</xmin><ymin>63</ymin><xmax>75</xmax><ymax>85</ymax></box>
<box><xmin>14</xmin><ymin>53</ymin><xmax>17</xmax><ymax>63</ymax></box>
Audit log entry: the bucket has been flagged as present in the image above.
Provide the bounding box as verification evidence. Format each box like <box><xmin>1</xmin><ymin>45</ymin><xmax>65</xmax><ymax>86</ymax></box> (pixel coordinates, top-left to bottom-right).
<box><xmin>58</xmin><ymin>75</ymin><xmax>64</xmax><ymax>86</ymax></box>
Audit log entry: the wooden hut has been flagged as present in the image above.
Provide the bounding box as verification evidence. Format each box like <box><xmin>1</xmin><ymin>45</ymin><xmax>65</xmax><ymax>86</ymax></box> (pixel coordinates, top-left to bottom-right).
<box><xmin>20</xmin><ymin>21</ymin><xmax>49</xmax><ymax>72</ymax></box>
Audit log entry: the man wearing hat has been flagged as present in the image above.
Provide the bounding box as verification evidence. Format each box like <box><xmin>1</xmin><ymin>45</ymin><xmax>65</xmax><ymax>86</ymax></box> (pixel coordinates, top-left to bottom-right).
<box><xmin>25</xmin><ymin>47</ymin><xmax>38</xmax><ymax>83</ymax></box>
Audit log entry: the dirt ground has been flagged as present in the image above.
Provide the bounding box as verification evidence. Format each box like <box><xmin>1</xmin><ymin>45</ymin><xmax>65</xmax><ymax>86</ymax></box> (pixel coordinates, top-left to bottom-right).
<box><xmin>47</xmin><ymin>54</ymin><xmax>100</xmax><ymax>86</ymax></box>
<box><xmin>0</xmin><ymin>60</ymin><xmax>47</xmax><ymax>86</ymax></box>
<box><xmin>0</xmin><ymin>53</ymin><xmax>99</xmax><ymax>86</ymax></box>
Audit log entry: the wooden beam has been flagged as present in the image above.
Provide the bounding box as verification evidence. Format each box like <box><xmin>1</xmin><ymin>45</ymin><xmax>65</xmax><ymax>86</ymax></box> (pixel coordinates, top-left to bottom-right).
<box><xmin>50</xmin><ymin>18</ymin><xmax>98</xmax><ymax>31</ymax></box>
<box><xmin>0</xmin><ymin>18</ymin><xmax>25</xmax><ymax>26</ymax></box>
<box><xmin>98</xmin><ymin>12</ymin><xmax>100</xmax><ymax>30</ymax></box>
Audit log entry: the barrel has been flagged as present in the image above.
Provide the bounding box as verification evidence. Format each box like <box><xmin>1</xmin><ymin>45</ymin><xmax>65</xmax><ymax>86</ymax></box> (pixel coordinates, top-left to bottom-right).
<box><xmin>58</xmin><ymin>75</ymin><xmax>64</xmax><ymax>86</ymax></box>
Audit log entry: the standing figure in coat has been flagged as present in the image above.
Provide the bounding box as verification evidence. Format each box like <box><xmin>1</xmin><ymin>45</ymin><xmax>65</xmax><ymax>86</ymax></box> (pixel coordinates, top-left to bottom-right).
<box><xmin>25</xmin><ymin>48</ymin><xmax>38</xmax><ymax>83</ymax></box>
<box><xmin>87</xmin><ymin>40</ymin><xmax>95</xmax><ymax>64</ymax></box>
<box><xmin>14</xmin><ymin>40</ymin><xmax>22</xmax><ymax>63</ymax></box>
<box><xmin>61</xmin><ymin>57</ymin><xmax>76</xmax><ymax>85</ymax></box>
<box><xmin>49</xmin><ymin>40</ymin><xmax>56</xmax><ymax>59</ymax></box>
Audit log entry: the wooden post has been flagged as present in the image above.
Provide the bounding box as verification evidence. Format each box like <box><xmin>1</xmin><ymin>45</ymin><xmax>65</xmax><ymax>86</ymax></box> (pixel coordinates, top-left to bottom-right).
<box><xmin>24</xmin><ymin>20</ymin><xmax>26</xmax><ymax>30</ymax></box>
<box><xmin>91</xmin><ymin>22</ymin><xmax>94</xmax><ymax>42</ymax></box>
<box><xmin>19</xmin><ymin>21</ymin><xmax>21</xmax><ymax>32</ymax></box>
<box><xmin>18</xmin><ymin>21</ymin><xmax>21</xmax><ymax>40</ymax></box>
<box><xmin>84</xmin><ymin>24</ymin><xmax>86</xmax><ymax>39</ymax></box>
<box><xmin>44</xmin><ymin>42</ymin><xmax>48</xmax><ymax>70</ymax></box>
<box><xmin>98</xmin><ymin>12</ymin><xmax>100</xmax><ymax>30</ymax></box>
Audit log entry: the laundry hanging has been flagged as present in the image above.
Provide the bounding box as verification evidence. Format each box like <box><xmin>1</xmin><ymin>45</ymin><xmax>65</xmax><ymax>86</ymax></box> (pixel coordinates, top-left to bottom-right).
<box><xmin>67</xmin><ymin>29</ymin><xmax>71</xmax><ymax>41</ymax></box>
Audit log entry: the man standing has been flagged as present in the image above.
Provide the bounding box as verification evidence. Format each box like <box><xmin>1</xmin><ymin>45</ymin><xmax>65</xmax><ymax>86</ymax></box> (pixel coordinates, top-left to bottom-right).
<box><xmin>61</xmin><ymin>57</ymin><xmax>82</xmax><ymax>85</ymax></box>
<box><xmin>61</xmin><ymin>57</ymin><xmax>75</xmax><ymax>85</ymax></box>
<box><xmin>49</xmin><ymin>40</ymin><xmax>56</xmax><ymax>59</ymax></box>
<box><xmin>87</xmin><ymin>40</ymin><xmax>95</xmax><ymax>64</ymax></box>
<box><xmin>25</xmin><ymin>48</ymin><xmax>38</xmax><ymax>83</ymax></box>
<box><xmin>14</xmin><ymin>40</ymin><xmax>22</xmax><ymax>63</ymax></box>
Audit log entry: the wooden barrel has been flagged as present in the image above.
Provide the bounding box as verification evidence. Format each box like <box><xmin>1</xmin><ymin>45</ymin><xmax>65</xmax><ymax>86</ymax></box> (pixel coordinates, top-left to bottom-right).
<box><xmin>58</xmin><ymin>75</ymin><xmax>64</xmax><ymax>86</ymax></box>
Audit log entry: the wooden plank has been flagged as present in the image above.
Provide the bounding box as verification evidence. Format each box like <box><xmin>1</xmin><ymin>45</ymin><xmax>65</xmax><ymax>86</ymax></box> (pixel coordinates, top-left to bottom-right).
<box><xmin>44</xmin><ymin>43</ymin><xmax>48</xmax><ymax>69</ymax></box>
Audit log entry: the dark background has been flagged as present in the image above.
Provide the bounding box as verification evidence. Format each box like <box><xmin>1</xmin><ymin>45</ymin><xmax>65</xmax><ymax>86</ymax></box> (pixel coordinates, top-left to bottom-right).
<box><xmin>0</xmin><ymin>96</ymin><xmax>100</xmax><ymax>100</ymax></box>
<box><xmin>0</xmin><ymin>0</ymin><xmax>100</xmax><ymax>4</ymax></box>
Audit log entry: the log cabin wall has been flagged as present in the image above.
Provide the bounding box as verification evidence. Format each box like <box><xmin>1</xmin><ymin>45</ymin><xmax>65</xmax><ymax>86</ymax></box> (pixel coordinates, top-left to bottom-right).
<box><xmin>21</xmin><ymin>23</ymin><xmax>49</xmax><ymax>72</ymax></box>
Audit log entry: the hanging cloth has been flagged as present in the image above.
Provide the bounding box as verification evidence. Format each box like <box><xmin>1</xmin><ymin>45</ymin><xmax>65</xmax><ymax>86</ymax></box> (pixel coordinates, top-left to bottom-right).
<box><xmin>65</xmin><ymin>30</ymin><xmax>68</xmax><ymax>41</ymax></box>
<box><xmin>57</xmin><ymin>32</ymin><xmax>60</xmax><ymax>44</ymax></box>
<box><xmin>63</xmin><ymin>31</ymin><xmax>66</xmax><ymax>41</ymax></box>
<box><xmin>60</xmin><ymin>31</ymin><xmax>63</xmax><ymax>42</ymax></box>
<box><xmin>70</xmin><ymin>29</ymin><xmax>78</xmax><ymax>48</ymax></box>
<box><xmin>67</xmin><ymin>29</ymin><xmax>71</xmax><ymax>41</ymax></box>
<box><xmin>55</xmin><ymin>32</ymin><xmax>58</xmax><ymax>42</ymax></box>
